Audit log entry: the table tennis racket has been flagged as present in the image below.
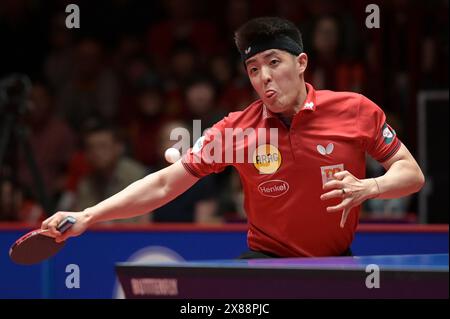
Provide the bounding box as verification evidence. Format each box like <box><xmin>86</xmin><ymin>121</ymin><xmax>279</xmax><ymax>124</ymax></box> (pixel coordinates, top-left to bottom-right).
<box><xmin>9</xmin><ymin>216</ymin><xmax>77</xmax><ymax>265</ymax></box>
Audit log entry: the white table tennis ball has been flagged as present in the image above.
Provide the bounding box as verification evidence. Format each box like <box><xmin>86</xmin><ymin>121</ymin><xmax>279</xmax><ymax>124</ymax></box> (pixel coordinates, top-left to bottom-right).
<box><xmin>164</xmin><ymin>147</ymin><xmax>181</xmax><ymax>163</ymax></box>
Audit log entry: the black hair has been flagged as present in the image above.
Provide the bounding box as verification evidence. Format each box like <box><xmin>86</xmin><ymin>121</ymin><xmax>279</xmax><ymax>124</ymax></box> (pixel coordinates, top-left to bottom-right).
<box><xmin>234</xmin><ymin>17</ymin><xmax>303</xmax><ymax>55</ymax></box>
<box><xmin>184</xmin><ymin>74</ymin><xmax>219</xmax><ymax>97</ymax></box>
<box><xmin>81</xmin><ymin>117</ymin><xmax>122</xmax><ymax>144</ymax></box>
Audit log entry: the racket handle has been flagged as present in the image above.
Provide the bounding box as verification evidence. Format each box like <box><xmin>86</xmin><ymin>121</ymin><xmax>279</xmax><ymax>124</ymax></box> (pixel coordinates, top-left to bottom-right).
<box><xmin>57</xmin><ymin>216</ymin><xmax>77</xmax><ymax>233</ymax></box>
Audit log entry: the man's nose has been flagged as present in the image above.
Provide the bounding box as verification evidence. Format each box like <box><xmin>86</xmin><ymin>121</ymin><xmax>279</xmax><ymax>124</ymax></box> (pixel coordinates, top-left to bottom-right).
<box><xmin>260</xmin><ymin>66</ymin><xmax>272</xmax><ymax>84</ymax></box>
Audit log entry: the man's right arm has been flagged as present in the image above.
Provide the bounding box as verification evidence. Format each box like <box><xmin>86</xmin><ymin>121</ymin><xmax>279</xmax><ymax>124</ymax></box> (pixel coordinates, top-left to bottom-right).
<box><xmin>42</xmin><ymin>161</ymin><xmax>199</xmax><ymax>242</ymax></box>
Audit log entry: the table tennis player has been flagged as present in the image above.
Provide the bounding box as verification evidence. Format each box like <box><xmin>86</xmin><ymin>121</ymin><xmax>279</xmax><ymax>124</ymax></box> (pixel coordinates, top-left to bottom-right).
<box><xmin>42</xmin><ymin>17</ymin><xmax>425</xmax><ymax>258</ymax></box>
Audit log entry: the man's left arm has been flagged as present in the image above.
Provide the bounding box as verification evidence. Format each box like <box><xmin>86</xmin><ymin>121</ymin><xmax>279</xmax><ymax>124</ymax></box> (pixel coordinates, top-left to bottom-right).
<box><xmin>372</xmin><ymin>143</ymin><xmax>425</xmax><ymax>198</ymax></box>
<box><xmin>321</xmin><ymin>143</ymin><xmax>425</xmax><ymax>227</ymax></box>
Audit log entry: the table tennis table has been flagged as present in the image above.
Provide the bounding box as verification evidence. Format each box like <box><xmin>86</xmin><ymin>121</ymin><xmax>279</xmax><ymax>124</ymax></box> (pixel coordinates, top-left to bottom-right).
<box><xmin>116</xmin><ymin>253</ymin><xmax>448</xmax><ymax>298</ymax></box>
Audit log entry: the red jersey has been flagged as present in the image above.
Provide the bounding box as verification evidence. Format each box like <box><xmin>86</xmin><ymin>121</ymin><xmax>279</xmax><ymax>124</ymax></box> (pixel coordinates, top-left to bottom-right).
<box><xmin>182</xmin><ymin>83</ymin><xmax>401</xmax><ymax>257</ymax></box>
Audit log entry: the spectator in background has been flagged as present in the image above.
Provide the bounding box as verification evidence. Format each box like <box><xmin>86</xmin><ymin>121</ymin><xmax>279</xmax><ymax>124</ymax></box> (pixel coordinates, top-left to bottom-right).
<box><xmin>0</xmin><ymin>177</ymin><xmax>43</xmax><ymax>223</ymax></box>
<box><xmin>151</xmin><ymin>120</ymin><xmax>222</xmax><ymax>224</ymax></box>
<box><xmin>306</xmin><ymin>15</ymin><xmax>365</xmax><ymax>92</ymax></box>
<box><xmin>217</xmin><ymin>0</ymin><xmax>251</xmax><ymax>53</ymax></box>
<box><xmin>57</xmin><ymin>149</ymin><xmax>90</xmax><ymax>212</ymax></box>
<box><xmin>126</xmin><ymin>78</ymin><xmax>171</xmax><ymax>170</ymax></box>
<box><xmin>18</xmin><ymin>81</ymin><xmax>76</xmax><ymax>201</ymax></box>
<box><xmin>419</xmin><ymin>6</ymin><xmax>449</xmax><ymax>91</ymax></box>
<box><xmin>167</xmin><ymin>42</ymin><xmax>199</xmax><ymax>84</ymax></box>
<box><xmin>74</xmin><ymin>119</ymin><xmax>148</xmax><ymax>224</ymax></box>
<box><xmin>57</xmin><ymin>38</ymin><xmax>119</xmax><ymax>130</ymax></box>
<box><xmin>218</xmin><ymin>57</ymin><xmax>256</xmax><ymax>112</ymax></box>
<box><xmin>146</xmin><ymin>0</ymin><xmax>220</xmax><ymax>72</ymax></box>
<box><xmin>112</xmin><ymin>35</ymin><xmax>147</xmax><ymax>119</ymax></box>
<box><xmin>209</xmin><ymin>55</ymin><xmax>234</xmax><ymax>90</ymax></box>
<box><xmin>60</xmin><ymin>71</ymin><xmax>164</xmax><ymax>211</ymax></box>
<box><xmin>184</xmin><ymin>75</ymin><xmax>227</xmax><ymax>130</ymax></box>
<box><xmin>43</xmin><ymin>13</ymin><xmax>75</xmax><ymax>94</ymax></box>
<box><xmin>112</xmin><ymin>35</ymin><xmax>143</xmax><ymax>74</ymax></box>
<box><xmin>208</xmin><ymin>54</ymin><xmax>256</xmax><ymax>112</ymax></box>
<box><xmin>164</xmin><ymin>41</ymin><xmax>201</xmax><ymax>118</ymax></box>
<box><xmin>276</xmin><ymin>0</ymin><xmax>305</xmax><ymax>25</ymax></box>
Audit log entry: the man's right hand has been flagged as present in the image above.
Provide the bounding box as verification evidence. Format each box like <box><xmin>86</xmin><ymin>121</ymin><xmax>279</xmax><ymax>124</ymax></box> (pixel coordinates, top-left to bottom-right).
<box><xmin>41</xmin><ymin>211</ymin><xmax>92</xmax><ymax>243</ymax></box>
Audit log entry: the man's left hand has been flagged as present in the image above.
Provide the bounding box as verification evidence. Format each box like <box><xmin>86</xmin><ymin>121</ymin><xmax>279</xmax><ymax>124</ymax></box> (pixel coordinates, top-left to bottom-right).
<box><xmin>321</xmin><ymin>170</ymin><xmax>378</xmax><ymax>228</ymax></box>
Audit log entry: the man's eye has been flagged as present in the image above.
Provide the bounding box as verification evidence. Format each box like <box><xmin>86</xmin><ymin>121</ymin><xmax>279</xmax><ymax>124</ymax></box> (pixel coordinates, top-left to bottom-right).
<box><xmin>270</xmin><ymin>59</ymin><xmax>279</xmax><ymax>65</ymax></box>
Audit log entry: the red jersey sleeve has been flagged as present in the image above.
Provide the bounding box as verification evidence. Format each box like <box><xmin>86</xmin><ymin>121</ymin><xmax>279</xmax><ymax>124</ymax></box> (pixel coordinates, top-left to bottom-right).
<box><xmin>358</xmin><ymin>95</ymin><xmax>401</xmax><ymax>163</ymax></box>
<box><xmin>181</xmin><ymin>118</ymin><xmax>230</xmax><ymax>178</ymax></box>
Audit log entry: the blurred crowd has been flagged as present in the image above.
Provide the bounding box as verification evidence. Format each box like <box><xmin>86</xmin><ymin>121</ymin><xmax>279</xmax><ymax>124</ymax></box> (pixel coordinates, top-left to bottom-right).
<box><xmin>0</xmin><ymin>0</ymin><xmax>448</xmax><ymax>223</ymax></box>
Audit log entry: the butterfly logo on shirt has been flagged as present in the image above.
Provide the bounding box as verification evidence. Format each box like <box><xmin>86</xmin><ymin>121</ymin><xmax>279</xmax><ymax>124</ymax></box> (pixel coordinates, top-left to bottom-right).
<box><xmin>317</xmin><ymin>143</ymin><xmax>334</xmax><ymax>155</ymax></box>
<box><xmin>303</xmin><ymin>101</ymin><xmax>314</xmax><ymax>110</ymax></box>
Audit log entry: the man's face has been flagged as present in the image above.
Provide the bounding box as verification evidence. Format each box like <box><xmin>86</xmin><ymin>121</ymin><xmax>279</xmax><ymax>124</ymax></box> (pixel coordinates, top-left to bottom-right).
<box><xmin>186</xmin><ymin>82</ymin><xmax>215</xmax><ymax>115</ymax></box>
<box><xmin>246</xmin><ymin>49</ymin><xmax>307</xmax><ymax>116</ymax></box>
<box><xmin>85</xmin><ymin>131</ymin><xmax>122</xmax><ymax>172</ymax></box>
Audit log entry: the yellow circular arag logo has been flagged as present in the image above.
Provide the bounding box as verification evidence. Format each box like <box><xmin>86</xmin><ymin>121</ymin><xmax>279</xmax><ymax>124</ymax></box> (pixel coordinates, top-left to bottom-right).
<box><xmin>252</xmin><ymin>144</ymin><xmax>282</xmax><ymax>174</ymax></box>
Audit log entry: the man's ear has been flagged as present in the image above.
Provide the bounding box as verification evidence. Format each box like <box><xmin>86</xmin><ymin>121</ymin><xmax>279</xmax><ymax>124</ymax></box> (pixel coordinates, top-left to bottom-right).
<box><xmin>297</xmin><ymin>53</ymin><xmax>308</xmax><ymax>74</ymax></box>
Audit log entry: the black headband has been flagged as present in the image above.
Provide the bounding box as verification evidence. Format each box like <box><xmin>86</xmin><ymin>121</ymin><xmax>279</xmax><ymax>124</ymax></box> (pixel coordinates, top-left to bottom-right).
<box><xmin>240</xmin><ymin>35</ymin><xmax>303</xmax><ymax>64</ymax></box>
